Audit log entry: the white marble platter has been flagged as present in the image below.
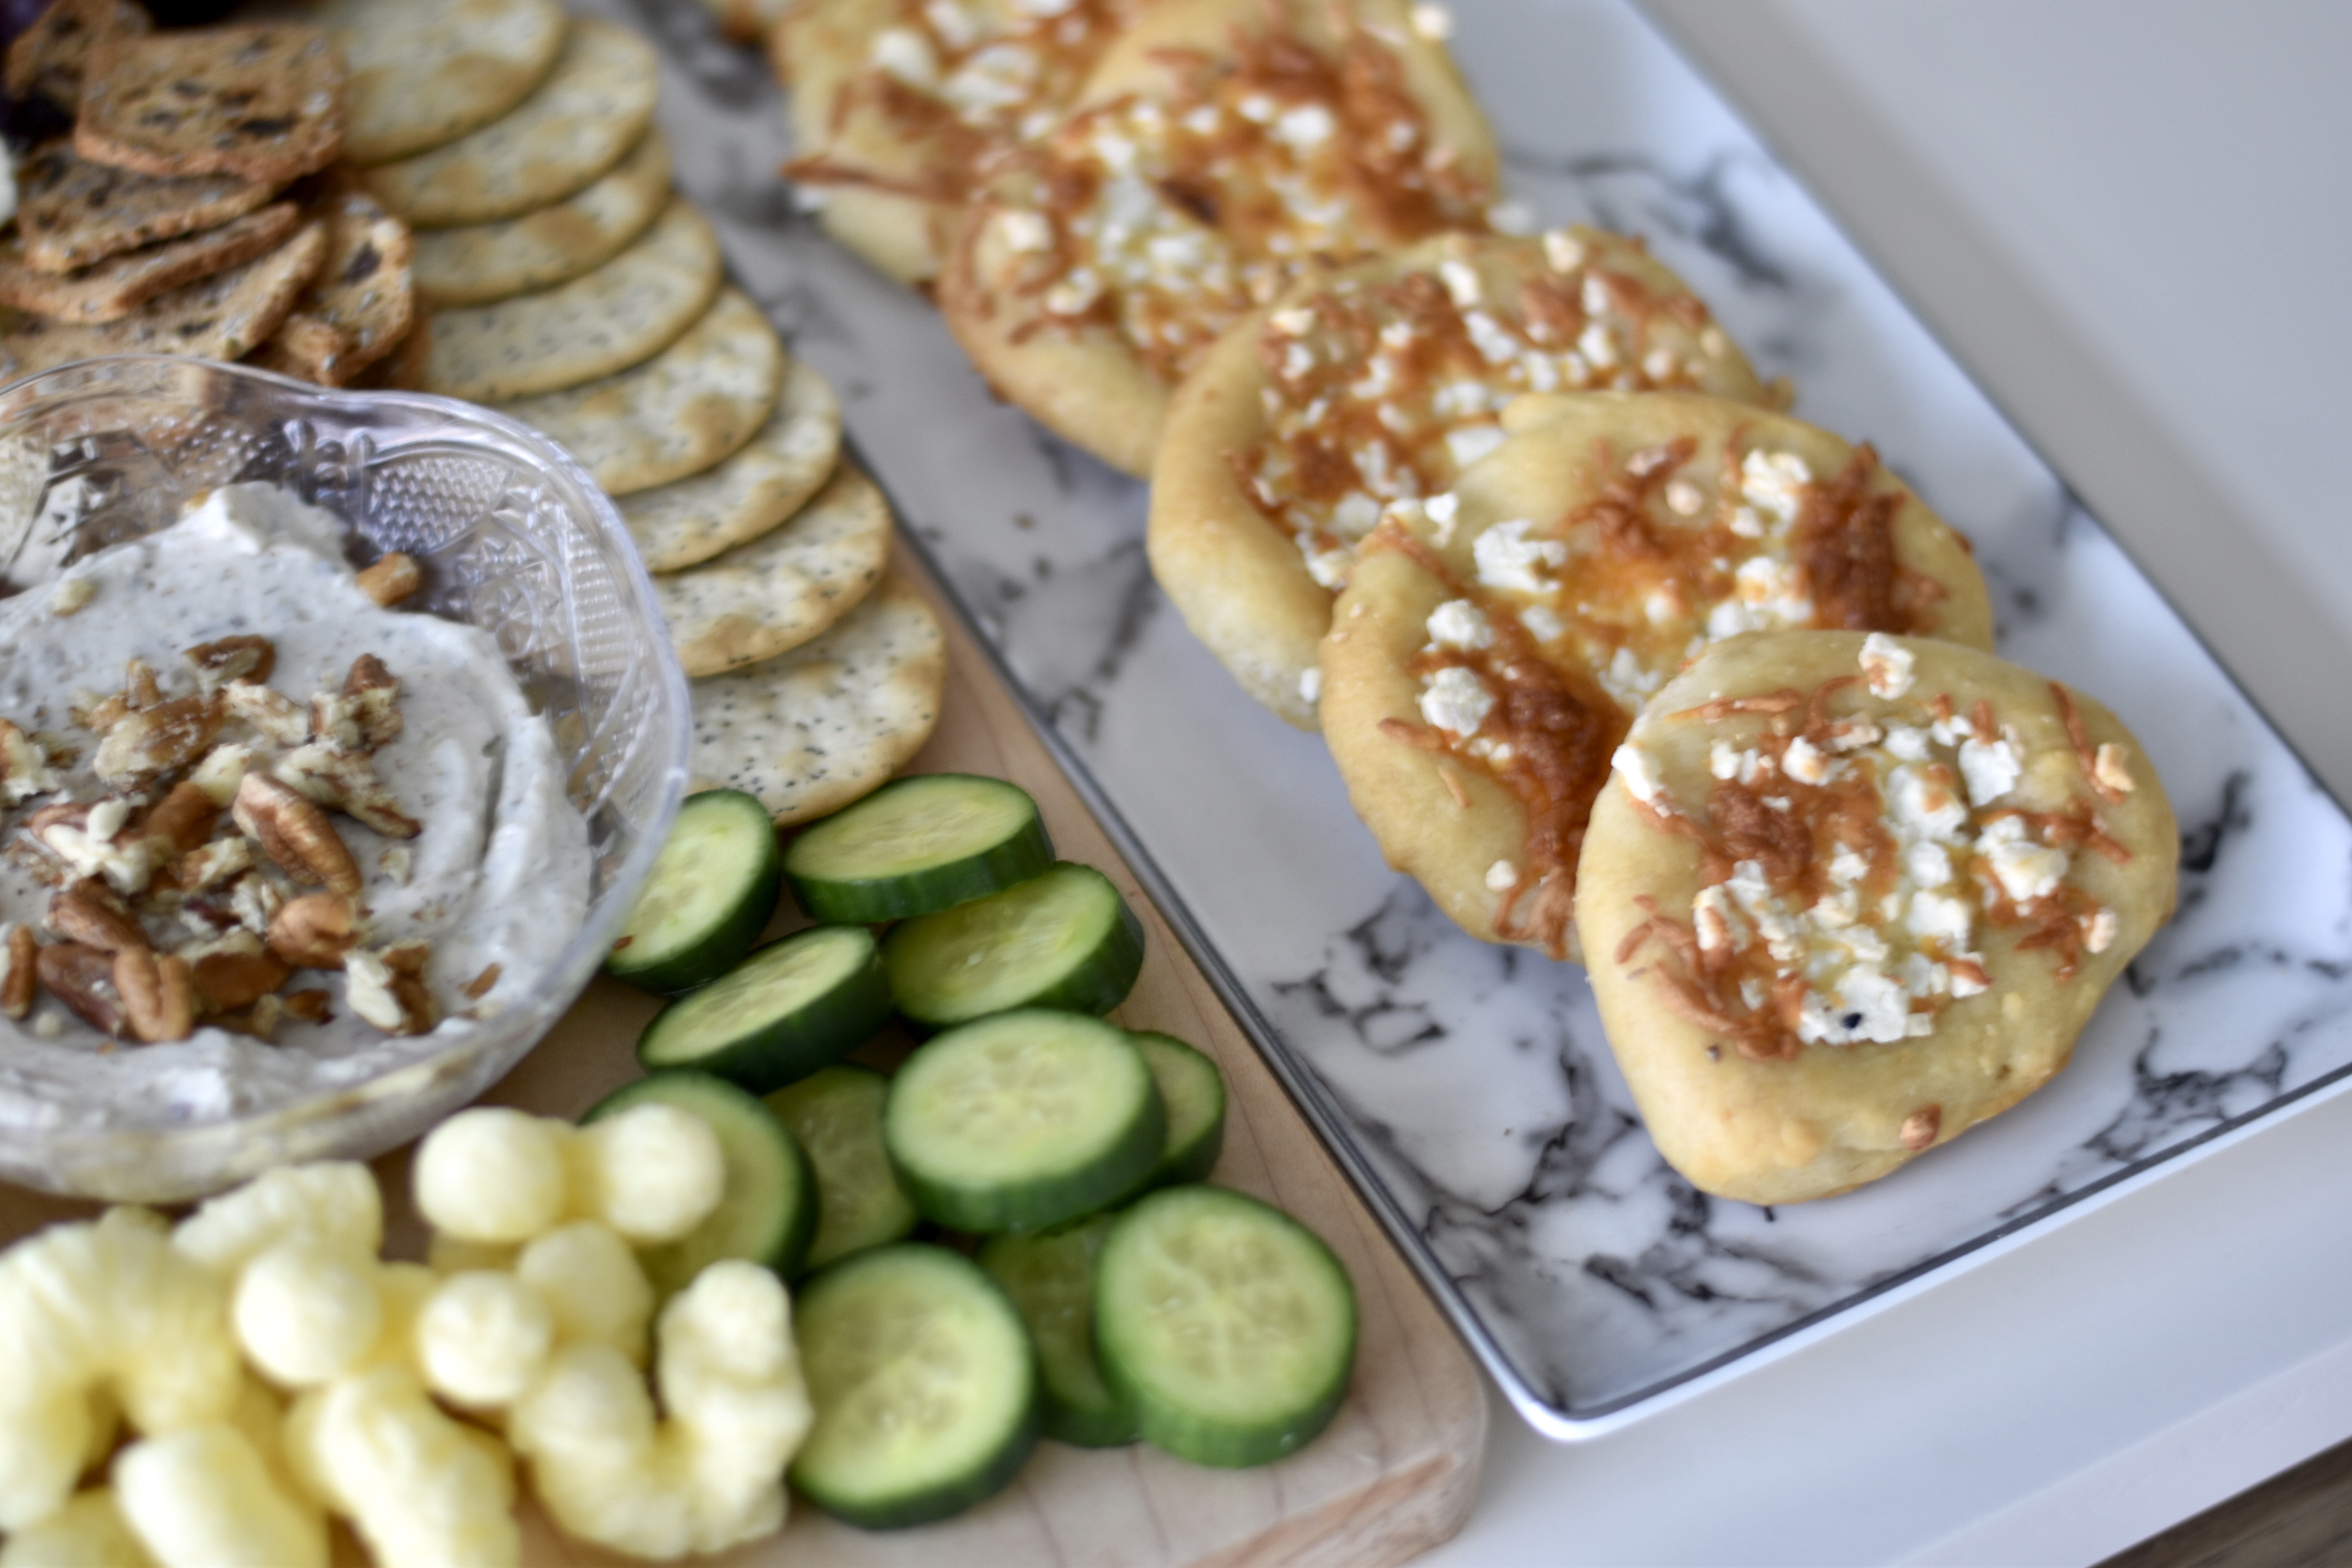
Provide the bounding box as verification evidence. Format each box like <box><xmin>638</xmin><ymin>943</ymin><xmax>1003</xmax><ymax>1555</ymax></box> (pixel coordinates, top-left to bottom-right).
<box><xmin>584</xmin><ymin>0</ymin><xmax>2352</xmax><ymax>1437</ymax></box>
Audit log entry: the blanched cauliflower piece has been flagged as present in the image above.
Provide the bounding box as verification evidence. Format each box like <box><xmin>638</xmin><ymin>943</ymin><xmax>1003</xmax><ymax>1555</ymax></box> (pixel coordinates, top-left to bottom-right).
<box><xmin>508</xmin><ymin>1261</ymin><xmax>812</xmax><ymax>1559</ymax></box>
<box><xmin>416</xmin><ymin>1104</ymin><xmax>724</xmax><ymax>1251</ymax></box>
<box><xmin>570</xmin><ymin>1104</ymin><xmax>726</xmax><ymax>1245</ymax></box>
<box><xmin>417</xmin><ymin>1272</ymin><xmax>554</xmax><ymax>1409</ymax></box>
<box><xmin>0</xmin><ymin>1488</ymin><xmax>158</xmax><ymax>1568</ymax></box>
<box><xmin>112</xmin><ymin>1423</ymin><xmax>327</xmax><ymax>1568</ymax></box>
<box><xmin>172</xmin><ymin>1165</ymin><xmax>381</xmax><ymax>1277</ymax></box>
<box><xmin>415</xmin><ymin>1109</ymin><xmax>573</xmax><ymax>1244</ymax></box>
<box><xmin>0</xmin><ymin>1210</ymin><xmax>242</xmax><ymax>1530</ymax></box>
<box><xmin>516</xmin><ymin>1221</ymin><xmax>655</xmax><ymax>1367</ymax></box>
<box><xmin>232</xmin><ymin>1237</ymin><xmax>388</xmax><ymax>1390</ymax></box>
<box><xmin>287</xmin><ymin>1365</ymin><xmax>519</xmax><ymax>1568</ymax></box>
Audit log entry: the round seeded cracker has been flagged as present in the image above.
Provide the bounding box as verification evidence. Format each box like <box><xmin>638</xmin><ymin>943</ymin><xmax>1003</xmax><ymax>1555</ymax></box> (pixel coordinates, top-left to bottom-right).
<box><xmin>358</xmin><ymin>19</ymin><xmax>657</xmax><ymax>227</ymax></box>
<box><xmin>411</xmin><ymin>127</ymin><xmax>672</xmax><ymax>306</ymax></box>
<box><xmin>620</xmin><ymin>358</ymin><xmax>842</xmax><ymax>571</ymax></box>
<box><xmin>323</xmin><ymin>0</ymin><xmax>568</xmax><ymax>167</ymax></box>
<box><xmin>689</xmin><ymin>574</ymin><xmax>947</xmax><ymax>826</ymax></box>
<box><xmin>497</xmin><ymin>284</ymin><xmax>781</xmax><ymax>496</ymax></box>
<box><xmin>424</xmin><ymin>198</ymin><xmax>722</xmax><ymax>403</ymax></box>
<box><xmin>654</xmin><ymin>460</ymin><xmax>891</xmax><ymax>677</ymax></box>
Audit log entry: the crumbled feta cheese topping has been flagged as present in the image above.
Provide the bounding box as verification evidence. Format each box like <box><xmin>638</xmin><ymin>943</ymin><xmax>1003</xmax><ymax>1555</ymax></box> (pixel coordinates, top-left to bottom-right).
<box><xmin>1860</xmin><ymin>632</ymin><xmax>1915</xmax><ymax>698</ymax></box>
<box><xmin>1419</xmin><ymin>666</ymin><xmax>1494</xmax><ymax>736</ymax></box>
<box><xmin>1611</xmin><ymin>742</ymin><xmax>1666</xmax><ymax>807</ymax></box>
<box><xmin>1472</xmin><ymin>518</ymin><xmax>1566</xmax><ymax>594</ymax></box>
<box><xmin>1425</xmin><ymin>599</ymin><xmax>1494</xmax><ymax>651</ymax></box>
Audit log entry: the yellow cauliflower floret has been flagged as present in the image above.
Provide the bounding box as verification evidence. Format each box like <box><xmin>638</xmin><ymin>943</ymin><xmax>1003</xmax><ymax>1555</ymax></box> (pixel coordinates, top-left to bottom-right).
<box><xmin>232</xmin><ymin>1237</ymin><xmax>389</xmax><ymax>1390</ymax></box>
<box><xmin>0</xmin><ymin>1210</ymin><xmax>242</xmax><ymax>1530</ymax></box>
<box><xmin>416</xmin><ymin>1104</ymin><xmax>724</xmax><ymax>1252</ymax></box>
<box><xmin>414</xmin><ymin>1109</ymin><xmax>572</xmax><ymax>1244</ymax></box>
<box><xmin>516</xmin><ymin>1221</ymin><xmax>655</xmax><ymax>1367</ymax></box>
<box><xmin>417</xmin><ymin>1272</ymin><xmax>554</xmax><ymax>1410</ymax></box>
<box><xmin>171</xmin><ymin>1165</ymin><xmax>381</xmax><ymax>1277</ymax></box>
<box><xmin>0</xmin><ymin>1488</ymin><xmax>157</xmax><ymax>1568</ymax></box>
<box><xmin>569</xmin><ymin>1104</ymin><xmax>726</xmax><ymax>1245</ymax></box>
<box><xmin>112</xmin><ymin>1423</ymin><xmax>327</xmax><ymax>1568</ymax></box>
<box><xmin>286</xmin><ymin>1365</ymin><xmax>519</xmax><ymax>1568</ymax></box>
<box><xmin>507</xmin><ymin>1261</ymin><xmax>813</xmax><ymax>1559</ymax></box>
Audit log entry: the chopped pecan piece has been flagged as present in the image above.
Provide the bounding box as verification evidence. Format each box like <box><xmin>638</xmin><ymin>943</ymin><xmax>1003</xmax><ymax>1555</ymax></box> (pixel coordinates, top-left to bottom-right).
<box><xmin>183</xmin><ymin>635</ymin><xmax>276</xmax><ymax>689</ymax></box>
<box><xmin>0</xmin><ymin>719</ymin><xmax>61</xmax><ymax>806</ymax></box>
<box><xmin>35</xmin><ymin>942</ymin><xmax>126</xmax><ymax>1038</ymax></box>
<box><xmin>73</xmin><ymin>692</ymin><xmax>132</xmax><ymax>735</ymax></box>
<box><xmin>190</xmin><ymin>742</ymin><xmax>260</xmax><ymax>807</ymax></box>
<box><xmin>140</xmin><ymin>781</ymin><xmax>221</xmax><ymax>856</ymax></box>
<box><xmin>188</xmin><ymin>934</ymin><xmax>293</xmax><ymax>1014</ymax></box>
<box><xmin>47</xmin><ymin>880</ymin><xmax>145</xmax><ymax>952</ymax></box>
<box><xmin>227</xmin><ymin>871</ymin><xmax>286</xmax><ymax>938</ymax></box>
<box><xmin>221</xmin><ymin>684</ymin><xmax>311</xmax><ymax>747</ymax></box>
<box><xmin>268</xmin><ymin>893</ymin><xmax>361</xmax><ymax>970</ymax></box>
<box><xmin>342</xmin><ymin>655</ymin><xmax>402</xmax><ymax>750</ymax></box>
<box><xmin>344</xmin><ymin>948</ymin><xmax>436</xmax><ymax>1036</ymax></box>
<box><xmin>93</xmin><ymin>693</ymin><xmax>224</xmax><ymax>784</ymax></box>
<box><xmin>1</xmin><ymin>925</ymin><xmax>35</xmax><ymax>1020</ymax></box>
<box><xmin>38</xmin><ymin>804</ymin><xmax>154</xmax><ymax>896</ymax></box>
<box><xmin>233</xmin><ymin>773</ymin><xmax>362</xmax><ymax>898</ymax></box>
<box><xmin>114</xmin><ymin>947</ymin><xmax>196</xmax><ymax>1044</ymax></box>
<box><xmin>463</xmin><ymin>963</ymin><xmax>501</xmax><ymax>1001</ymax></box>
<box><xmin>281</xmin><ymin>988</ymin><xmax>334</xmax><ymax>1024</ymax></box>
<box><xmin>275</xmin><ymin>743</ymin><xmax>420</xmax><ymax>839</ymax></box>
<box><xmin>124</xmin><ymin>659</ymin><xmax>163</xmax><ymax>711</ymax></box>
<box><xmin>354</xmin><ymin>553</ymin><xmax>421</xmax><ymax>608</ymax></box>
<box><xmin>179</xmin><ymin>837</ymin><xmax>256</xmax><ymax>895</ymax></box>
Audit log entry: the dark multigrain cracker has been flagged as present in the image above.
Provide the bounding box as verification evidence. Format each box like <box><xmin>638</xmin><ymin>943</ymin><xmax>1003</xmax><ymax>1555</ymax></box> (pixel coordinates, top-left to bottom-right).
<box><xmin>252</xmin><ymin>189</ymin><xmax>415</xmax><ymax>387</ymax></box>
<box><xmin>0</xmin><ymin>203</ymin><xmax>301</xmax><ymax>324</ymax></box>
<box><xmin>3</xmin><ymin>0</ymin><xmax>148</xmax><ymax>111</ymax></box>
<box><xmin>10</xmin><ymin>141</ymin><xmax>282</xmax><ymax>275</ymax></box>
<box><xmin>4</xmin><ymin>221</ymin><xmax>328</xmax><ymax>376</ymax></box>
<box><xmin>74</xmin><ymin>26</ymin><xmax>346</xmax><ymax>183</ymax></box>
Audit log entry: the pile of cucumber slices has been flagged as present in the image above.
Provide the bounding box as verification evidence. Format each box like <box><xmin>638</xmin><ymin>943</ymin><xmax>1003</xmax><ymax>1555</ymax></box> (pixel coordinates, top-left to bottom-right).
<box><xmin>595</xmin><ymin>775</ymin><xmax>1359</xmax><ymax>1529</ymax></box>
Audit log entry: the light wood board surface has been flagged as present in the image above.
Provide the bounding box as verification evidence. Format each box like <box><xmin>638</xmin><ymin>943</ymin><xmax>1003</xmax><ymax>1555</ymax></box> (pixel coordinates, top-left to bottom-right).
<box><xmin>0</xmin><ymin>538</ymin><xmax>1488</xmax><ymax>1568</ymax></box>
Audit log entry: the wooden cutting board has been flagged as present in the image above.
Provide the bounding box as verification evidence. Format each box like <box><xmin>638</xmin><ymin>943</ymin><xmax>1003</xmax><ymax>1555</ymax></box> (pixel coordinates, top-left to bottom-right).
<box><xmin>0</xmin><ymin>541</ymin><xmax>1488</xmax><ymax>1568</ymax></box>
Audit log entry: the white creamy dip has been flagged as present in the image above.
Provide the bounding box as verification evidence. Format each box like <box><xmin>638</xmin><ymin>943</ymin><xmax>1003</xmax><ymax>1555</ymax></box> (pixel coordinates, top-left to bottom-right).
<box><xmin>0</xmin><ymin>485</ymin><xmax>592</xmax><ymax>1132</ymax></box>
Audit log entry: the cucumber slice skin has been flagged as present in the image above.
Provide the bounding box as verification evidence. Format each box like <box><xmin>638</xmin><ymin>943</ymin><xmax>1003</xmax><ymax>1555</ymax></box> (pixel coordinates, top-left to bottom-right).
<box><xmin>636</xmin><ymin>925</ymin><xmax>892</xmax><ymax>1095</ymax></box>
<box><xmin>584</xmin><ymin>1072</ymin><xmax>818</xmax><ymax>1289</ymax></box>
<box><xmin>979</xmin><ymin>1216</ymin><xmax>1137</xmax><ymax>1448</ymax></box>
<box><xmin>1096</xmin><ymin>1185</ymin><xmax>1357</xmax><ymax>1469</ymax></box>
<box><xmin>885</xmin><ymin>1009</ymin><xmax>1166</xmax><ymax>1234</ymax></box>
<box><xmin>764</xmin><ymin>1066</ymin><xmax>920</xmax><ymax>1272</ymax></box>
<box><xmin>607</xmin><ymin>789</ymin><xmax>782</xmax><ymax>995</ymax></box>
<box><xmin>1131</xmin><ymin>1032</ymin><xmax>1227</xmax><ymax>1191</ymax></box>
<box><xmin>785</xmin><ymin>774</ymin><xmax>1054</xmax><ymax>925</ymax></box>
<box><xmin>883</xmin><ymin>862</ymin><xmax>1146</xmax><ymax>1029</ymax></box>
<box><xmin>791</xmin><ymin>1244</ymin><xmax>1040</xmax><ymax>1530</ymax></box>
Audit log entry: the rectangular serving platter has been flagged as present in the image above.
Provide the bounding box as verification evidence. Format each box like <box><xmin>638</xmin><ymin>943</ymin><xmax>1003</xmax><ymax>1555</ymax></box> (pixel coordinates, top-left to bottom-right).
<box><xmin>603</xmin><ymin>0</ymin><xmax>2352</xmax><ymax>1439</ymax></box>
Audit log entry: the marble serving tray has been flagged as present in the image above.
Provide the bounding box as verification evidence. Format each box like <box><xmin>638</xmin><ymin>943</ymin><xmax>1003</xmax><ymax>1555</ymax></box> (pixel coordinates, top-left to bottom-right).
<box><xmin>592</xmin><ymin>0</ymin><xmax>2352</xmax><ymax>1438</ymax></box>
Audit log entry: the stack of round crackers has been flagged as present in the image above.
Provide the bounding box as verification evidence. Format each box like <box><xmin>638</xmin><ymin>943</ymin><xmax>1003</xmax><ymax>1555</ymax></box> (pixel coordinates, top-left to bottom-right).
<box><xmin>758</xmin><ymin>0</ymin><xmax>2183</xmax><ymax>1205</ymax></box>
<box><xmin>0</xmin><ymin>0</ymin><xmax>419</xmax><ymax>387</ymax></box>
<box><xmin>331</xmin><ymin>0</ymin><xmax>943</xmax><ymax>827</ymax></box>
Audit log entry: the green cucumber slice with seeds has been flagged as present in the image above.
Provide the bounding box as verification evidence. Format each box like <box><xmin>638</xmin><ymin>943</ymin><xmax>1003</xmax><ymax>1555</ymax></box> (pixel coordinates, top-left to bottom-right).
<box><xmin>978</xmin><ymin>1215</ymin><xmax>1136</xmax><ymax>1448</ymax></box>
<box><xmin>791</xmin><ymin>1243</ymin><xmax>1039</xmax><ymax>1529</ymax></box>
<box><xmin>637</xmin><ymin>924</ymin><xmax>890</xmax><ymax>1094</ymax></box>
<box><xmin>882</xmin><ymin>862</ymin><xmax>1144</xmax><ymax>1028</ymax></box>
<box><xmin>606</xmin><ymin>789</ymin><xmax>781</xmax><ymax>994</ymax></box>
<box><xmin>1096</xmin><ymin>1185</ymin><xmax>1357</xmax><ymax>1468</ymax></box>
<box><xmin>1131</xmin><ymin>1032</ymin><xmax>1226</xmax><ymax>1191</ymax></box>
<box><xmin>584</xmin><ymin>1072</ymin><xmax>817</xmax><ymax>1292</ymax></box>
<box><xmin>764</xmin><ymin>1065</ymin><xmax>919</xmax><ymax>1272</ymax></box>
<box><xmin>785</xmin><ymin>773</ymin><xmax>1053</xmax><ymax>925</ymax></box>
<box><xmin>884</xmin><ymin>1009</ymin><xmax>1164</xmax><ymax>1234</ymax></box>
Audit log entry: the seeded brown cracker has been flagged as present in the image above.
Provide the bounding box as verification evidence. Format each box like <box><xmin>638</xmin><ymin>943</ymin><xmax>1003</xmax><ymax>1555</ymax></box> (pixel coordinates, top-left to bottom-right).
<box><xmin>75</xmin><ymin>25</ymin><xmax>347</xmax><ymax>183</ymax></box>
<box><xmin>689</xmin><ymin>574</ymin><xmax>946</xmax><ymax>826</ymax></box>
<box><xmin>4</xmin><ymin>0</ymin><xmax>147</xmax><ymax>111</ymax></box>
<box><xmin>358</xmin><ymin>20</ymin><xmax>658</xmax><ymax>228</ymax></box>
<box><xmin>252</xmin><ymin>188</ymin><xmax>415</xmax><ymax>386</ymax></box>
<box><xmin>423</xmin><ymin>199</ymin><xmax>722</xmax><ymax>403</ymax></box>
<box><xmin>655</xmin><ymin>460</ymin><xmax>892</xmax><ymax>677</ymax></box>
<box><xmin>620</xmin><ymin>359</ymin><xmax>843</xmax><ymax>571</ymax></box>
<box><xmin>497</xmin><ymin>285</ymin><xmax>781</xmax><ymax>497</ymax></box>
<box><xmin>3</xmin><ymin>220</ymin><xmax>326</xmax><ymax>375</ymax></box>
<box><xmin>0</xmin><ymin>202</ymin><xmax>299</xmax><ymax>323</ymax></box>
<box><xmin>9</xmin><ymin>142</ymin><xmax>281</xmax><ymax>276</ymax></box>
<box><xmin>321</xmin><ymin>0</ymin><xmax>569</xmax><ymax>167</ymax></box>
<box><xmin>411</xmin><ymin>127</ymin><xmax>672</xmax><ymax>307</ymax></box>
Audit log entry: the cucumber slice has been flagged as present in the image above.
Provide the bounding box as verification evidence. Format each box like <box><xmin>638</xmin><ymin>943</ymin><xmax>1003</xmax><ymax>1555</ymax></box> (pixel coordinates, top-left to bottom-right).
<box><xmin>764</xmin><ymin>1066</ymin><xmax>919</xmax><ymax>1272</ymax></box>
<box><xmin>785</xmin><ymin>773</ymin><xmax>1053</xmax><ymax>925</ymax></box>
<box><xmin>1096</xmin><ymin>1186</ymin><xmax>1357</xmax><ymax>1468</ymax></box>
<box><xmin>978</xmin><ymin>1216</ymin><xmax>1136</xmax><ymax>1448</ymax></box>
<box><xmin>884</xmin><ymin>1009</ymin><xmax>1164</xmax><ymax>1234</ymax></box>
<box><xmin>607</xmin><ymin>789</ymin><xmax>782</xmax><ymax>994</ymax></box>
<box><xmin>791</xmin><ymin>1244</ymin><xmax>1038</xmax><ymax>1529</ymax></box>
<box><xmin>584</xmin><ymin>1073</ymin><xmax>817</xmax><ymax>1291</ymax></box>
<box><xmin>637</xmin><ymin>924</ymin><xmax>890</xmax><ymax>1094</ymax></box>
<box><xmin>882</xmin><ymin>862</ymin><xmax>1144</xmax><ymax>1028</ymax></box>
<box><xmin>1132</xmin><ymin>1032</ymin><xmax>1226</xmax><ymax>1190</ymax></box>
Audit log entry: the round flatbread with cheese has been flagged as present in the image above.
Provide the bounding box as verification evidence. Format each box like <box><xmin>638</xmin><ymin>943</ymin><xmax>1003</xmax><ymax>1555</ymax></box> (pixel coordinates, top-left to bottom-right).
<box><xmin>1318</xmin><ymin>392</ymin><xmax>1993</xmax><ymax>960</ymax></box>
<box><xmin>1578</xmin><ymin>630</ymin><xmax>2177</xmax><ymax>1205</ymax></box>
<box><xmin>936</xmin><ymin>0</ymin><xmax>1499</xmax><ymax>476</ymax></box>
<box><xmin>1152</xmin><ymin>228</ymin><xmax>1776</xmax><ymax>730</ymax></box>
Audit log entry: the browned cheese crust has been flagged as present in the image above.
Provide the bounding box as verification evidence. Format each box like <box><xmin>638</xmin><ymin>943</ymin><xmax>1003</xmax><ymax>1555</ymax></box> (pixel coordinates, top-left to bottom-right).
<box><xmin>1578</xmin><ymin>632</ymin><xmax>2178</xmax><ymax>1205</ymax></box>
<box><xmin>1151</xmin><ymin>228</ymin><xmax>1777</xmax><ymax>729</ymax></box>
<box><xmin>1318</xmin><ymin>392</ymin><xmax>1993</xmax><ymax>960</ymax></box>
<box><xmin>935</xmin><ymin>0</ymin><xmax>1499</xmax><ymax>476</ymax></box>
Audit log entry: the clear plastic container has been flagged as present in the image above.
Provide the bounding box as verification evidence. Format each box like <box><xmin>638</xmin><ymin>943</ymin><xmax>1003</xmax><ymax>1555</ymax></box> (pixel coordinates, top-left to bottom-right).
<box><xmin>0</xmin><ymin>356</ymin><xmax>690</xmax><ymax>1201</ymax></box>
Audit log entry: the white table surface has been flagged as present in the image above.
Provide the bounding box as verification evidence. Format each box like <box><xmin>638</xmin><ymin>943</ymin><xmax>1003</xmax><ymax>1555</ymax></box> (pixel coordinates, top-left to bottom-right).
<box><xmin>1421</xmin><ymin>4</ymin><xmax>2352</xmax><ymax>1563</ymax></box>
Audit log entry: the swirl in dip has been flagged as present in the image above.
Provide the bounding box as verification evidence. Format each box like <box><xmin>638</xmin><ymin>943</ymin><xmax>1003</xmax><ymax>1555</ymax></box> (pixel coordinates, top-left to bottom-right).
<box><xmin>0</xmin><ymin>483</ymin><xmax>591</xmax><ymax>1134</ymax></box>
